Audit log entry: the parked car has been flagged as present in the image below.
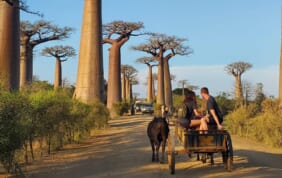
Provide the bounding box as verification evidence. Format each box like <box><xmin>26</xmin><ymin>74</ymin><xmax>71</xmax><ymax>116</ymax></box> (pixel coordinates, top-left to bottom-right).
<box><xmin>140</xmin><ymin>103</ymin><xmax>154</xmax><ymax>114</ymax></box>
<box><xmin>134</xmin><ymin>103</ymin><xmax>142</xmax><ymax>113</ymax></box>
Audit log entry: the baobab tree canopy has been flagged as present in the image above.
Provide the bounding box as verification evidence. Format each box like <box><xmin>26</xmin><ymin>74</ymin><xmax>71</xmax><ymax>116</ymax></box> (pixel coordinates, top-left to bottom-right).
<box><xmin>136</xmin><ymin>56</ymin><xmax>158</xmax><ymax>66</ymax></box>
<box><xmin>121</xmin><ymin>64</ymin><xmax>138</xmax><ymax>81</ymax></box>
<box><xmin>2</xmin><ymin>0</ymin><xmax>42</xmax><ymax>15</ymax></box>
<box><xmin>132</xmin><ymin>34</ymin><xmax>192</xmax><ymax>57</ymax></box>
<box><xmin>225</xmin><ymin>61</ymin><xmax>252</xmax><ymax>77</ymax></box>
<box><xmin>41</xmin><ymin>45</ymin><xmax>76</xmax><ymax>59</ymax></box>
<box><xmin>103</xmin><ymin>21</ymin><xmax>144</xmax><ymax>42</ymax></box>
<box><xmin>20</xmin><ymin>20</ymin><xmax>73</xmax><ymax>47</ymax></box>
<box><xmin>132</xmin><ymin>33</ymin><xmax>192</xmax><ymax>106</ymax></box>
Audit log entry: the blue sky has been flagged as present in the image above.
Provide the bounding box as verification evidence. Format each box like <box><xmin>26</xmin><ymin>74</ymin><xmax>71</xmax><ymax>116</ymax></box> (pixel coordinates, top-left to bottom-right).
<box><xmin>21</xmin><ymin>0</ymin><xmax>281</xmax><ymax>98</ymax></box>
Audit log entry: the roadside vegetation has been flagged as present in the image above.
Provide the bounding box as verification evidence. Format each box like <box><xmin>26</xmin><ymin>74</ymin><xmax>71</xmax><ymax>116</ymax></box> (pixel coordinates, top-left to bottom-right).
<box><xmin>0</xmin><ymin>81</ymin><xmax>110</xmax><ymax>173</ymax></box>
<box><xmin>225</xmin><ymin>99</ymin><xmax>282</xmax><ymax>147</ymax></box>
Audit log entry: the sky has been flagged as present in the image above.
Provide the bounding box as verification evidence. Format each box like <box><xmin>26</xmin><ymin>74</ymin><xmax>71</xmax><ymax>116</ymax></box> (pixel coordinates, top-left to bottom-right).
<box><xmin>21</xmin><ymin>0</ymin><xmax>281</xmax><ymax>98</ymax></box>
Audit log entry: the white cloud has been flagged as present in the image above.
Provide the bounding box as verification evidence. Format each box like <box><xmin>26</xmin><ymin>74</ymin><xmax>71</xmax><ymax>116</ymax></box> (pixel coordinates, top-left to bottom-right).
<box><xmin>133</xmin><ymin>65</ymin><xmax>279</xmax><ymax>98</ymax></box>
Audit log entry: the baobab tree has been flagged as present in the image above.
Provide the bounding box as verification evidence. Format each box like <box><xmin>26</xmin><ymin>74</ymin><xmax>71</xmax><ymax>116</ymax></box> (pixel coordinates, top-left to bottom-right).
<box><xmin>225</xmin><ymin>61</ymin><xmax>252</xmax><ymax>105</ymax></box>
<box><xmin>74</xmin><ymin>0</ymin><xmax>104</xmax><ymax>103</ymax></box>
<box><xmin>121</xmin><ymin>64</ymin><xmax>138</xmax><ymax>102</ymax></box>
<box><xmin>136</xmin><ymin>56</ymin><xmax>158</xmax><ymax>102</ymax></box>
<box><xmin>20</xmin><ymin>20</ymin><xmax>73</xmax><ymax>88</ymax></box>
<box><xmin>103</xmin><ymin>20</ymin><xmax>144</xmax><ymax>111</ymax></box>
<box><xmin>178</xmin><ymin>80</ymin><xmax>188</xmax><ymax>96</ymax></box>
<box><xmin>41</xmin><ymin>45</ymin><xmax>76</xmax><ymax>90</ymax></box>
<box><xmin>132</xmin><ymin>33</ymin><xmax>192</xmax><ymax>109</ymax></box>
<box><xmin>279</xmin><ymin>37</ymin><xmax>282</xmax><ymax>100</ymax></box>
<box><xmin>152</xmin><ymin>73</ymin><xmax>158</xmax><ymax>98</ymax></box>
<box><xmin>0</xmin><ymin>0</ymin><xmax>20</xmax><ymax>90</ymax></box>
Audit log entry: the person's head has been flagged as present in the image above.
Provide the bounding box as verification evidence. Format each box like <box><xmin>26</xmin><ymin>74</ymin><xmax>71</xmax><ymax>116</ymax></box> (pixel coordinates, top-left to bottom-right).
<box><xmin>184</xmin><ymin>90</ymin><xmax>196</xmax><ymax>103</ymax></box>
<box><xmin>200</xmin><ymin>87</ymin><xmax>210</xmax><ymax>100</ymax></box>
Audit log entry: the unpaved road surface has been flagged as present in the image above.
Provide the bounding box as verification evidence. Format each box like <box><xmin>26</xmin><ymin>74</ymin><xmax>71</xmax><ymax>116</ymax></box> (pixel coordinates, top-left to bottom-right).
<box><xmin>20</xmin><ymin>116</ymin><xmax>282</xmax><ymax>177</ymax></box>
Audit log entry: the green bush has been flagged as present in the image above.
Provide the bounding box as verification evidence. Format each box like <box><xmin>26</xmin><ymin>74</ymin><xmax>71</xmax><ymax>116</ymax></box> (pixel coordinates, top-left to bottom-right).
<box><xmin>225</xmin><ymin>100</ymin><xmax>282</xmax><ymax>147</ymax></box>
<box><xmin>113</xmin><ymin>102</ymin><xmax>130</xmax><ymax>116</ymax></box>
<box><xmin>172</xmin><ymin>94</ymin><xmax>184</xmax><ymax>111</ymax></box>
<box><xmin>0</xmin><ymin>92</ymin><xmax>29</xmax><ymax>172</ymax></box>
<box><xmin>0</xmin><ymin>86</ymin><xmax>111</xmax><ymax>173</ymax></box>
<box><xmin>224</xmin><ymin>104</ymin><xmax>257</xmax><ymax>136</ymax></box>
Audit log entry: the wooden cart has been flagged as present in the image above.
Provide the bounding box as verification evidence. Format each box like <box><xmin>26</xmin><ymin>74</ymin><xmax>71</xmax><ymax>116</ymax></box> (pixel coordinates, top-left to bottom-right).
<box><xmin>167</xmin><ymin>118</ymin><xmax>233</xmax><ymax>174</ymax></box>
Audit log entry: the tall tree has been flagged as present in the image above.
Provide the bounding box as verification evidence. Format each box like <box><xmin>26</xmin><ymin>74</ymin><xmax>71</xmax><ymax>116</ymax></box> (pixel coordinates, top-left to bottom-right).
<box><xmin>178</xmin><ymin>80</ymin><xmax>188</xmax><ymax>96</ymax></box>
<box><xmin>20</xmin><ymin>20</ymin><xmax>72</xmax><ymax>88</ymax></box>
<box><xmin>152</xmin><ymin>73</ymin><xmax>158</xmax><ymax>98</ymax></box>
<box><xmin>0</xmin><ymin>0</ymin><xmax>20</xmax><ymax>90</ymax></box>
<box><xmin>121</xmin><ymin>64</ymin><xmax>138</xmax><ymax>102</ymax></box>
<box><xmin>242</xmin><ymin>80</ymin><xmax>252</xmax><ymax>106</ymax></box>
<box><xmin>132</xmin><ymin>34</ymin><xmax>192</xmax><ymax>108</ymax></box>
<box><xmin>254</xmin><ymin>82</ymin><xmax>265</xmax><ymax>111</ymax></box>
<box><xmin>41</xmin><ymin>45</ymin><xmax>76</xmax><ymax>89</ymax></box>
<box><xmin>136</xmin><ymin>57</ymin><xmax>157</xmax><ymax>102</ymax></box>
<box><xmin>279</xmin><ymin>36</ymin><xmax>282</xmax><ymax>102</ymax></box>
<box><xmin>103</xmin><ymin>20</ymin><xmax>144</xmax><ymax>111</ymax></box>
<box><xmin>225</xmin><ymin>61</ymin><xmax>252</xmax><ymax>105</ymax></box>
<box><xmin>74</xmin><ymin>0</ymin><xmax>104</xmax><ymax>103</ymax></box>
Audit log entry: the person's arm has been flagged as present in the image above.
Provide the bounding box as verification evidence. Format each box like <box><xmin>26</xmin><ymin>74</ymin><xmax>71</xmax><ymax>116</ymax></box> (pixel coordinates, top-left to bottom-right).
<box><xmin>193</xmin><ymin>109</ymin><xmax>202</xmax><ymax>117</ymax></box>
<box><xmin>210</xmin><ymin>109</ymin><xmax>223</xmax><ymax>130</ymax></box>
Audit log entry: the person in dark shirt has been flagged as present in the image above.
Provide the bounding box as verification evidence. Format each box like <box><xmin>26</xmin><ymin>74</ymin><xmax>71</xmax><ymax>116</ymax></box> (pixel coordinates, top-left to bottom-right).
<box><xmin>200</xmin><ymin>87</ymin><xmax>223</xmax><ymax>130</ymax></box>
<box><xmin>180</xmin><ymin>90</ymin><xmax>209</xmax><ymax>130</ymax></box>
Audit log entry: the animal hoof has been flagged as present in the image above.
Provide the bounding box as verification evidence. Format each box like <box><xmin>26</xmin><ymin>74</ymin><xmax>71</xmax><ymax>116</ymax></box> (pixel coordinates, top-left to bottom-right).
<box><xmin>159</xmin><ymin>160</ymin><xmax>165</xmax><ymax>164</ymax></box>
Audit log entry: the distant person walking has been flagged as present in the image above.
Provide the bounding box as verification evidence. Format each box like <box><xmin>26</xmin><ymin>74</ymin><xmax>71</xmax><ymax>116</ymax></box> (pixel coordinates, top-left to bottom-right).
<box><xmin>200</xmin><ymin>87</ymin><xmax>224</xmax><ymax>130</ymax></box>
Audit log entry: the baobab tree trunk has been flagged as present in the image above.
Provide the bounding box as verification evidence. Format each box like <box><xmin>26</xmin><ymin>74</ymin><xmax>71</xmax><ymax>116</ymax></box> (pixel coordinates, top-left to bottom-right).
<box><xmin>107</xmin><ymin>44</ymin><xmax>122</xmax><ymax>110</ymax></box>
<box><xmin>164</xmin><ymin>59</ymin><xmax>173</xmax><ymax>109</ymax></box>
<box><xmin>125</xmin><ymin>78</ymin><xmax>130</xmax><ymax>102</ymax></box>
<box><xmin>74</xmin><ymin>0</ymin><xmax>104</xmax><ymax>103</ymax></box>
<box><xmin>54</xmin><ymin>58</ymin><xmax>62</xmax><ymax>89</ymax></box>
<box><xmin>20</xmin><ymin>42</ymin><xmax>33</xmax><ymax>87</ymax></box>
<box><xmin>279</xmin><ymin>37</ymin><xmax>282</xmax><ymax>100</ymax></box>
<box><xmin>130</xmin><ymin>83</ymin><xmax>133</xmax><ymax>101</ymax></box>
<box><xmin>182</xmin><ymin>83</ymin><xmax>185</xmax><ymax>96</ymax></box>
<box><xmin>235</xmin><ymin>75</ymin><xmax>243</xmax><ymax>103</ymax></box>
<box><xmin>157</xmin><ymin>59</ymin><xmax>165</xmax><ymax>105</ymax></box>
<box><xmin>152</xmin><ymin>78</ymin><xmax>155</xmax><ymax>99</ymax></box>
<box><xmin>20</xmin><ymin>44</ymin><xmax>27</xmax><ymax>88</ymax></box>
<box><xmin>121</xmin><ymin>73</ymin><xmax>126</xmax><ymax>101</ymax></box>
<box><xmin>0</xmin><ymin>0</ymin><xmax>20</xmax><ymax>90</ymax></box>
<box><xmin>147</xmin><ymin>65</ymin><xmax>153</xmax><ymax>102</ymax></box>
<box><xmin>26</xmin><ymin>46</ymin><xmax>34</xmax><ymax>83</ymax></box>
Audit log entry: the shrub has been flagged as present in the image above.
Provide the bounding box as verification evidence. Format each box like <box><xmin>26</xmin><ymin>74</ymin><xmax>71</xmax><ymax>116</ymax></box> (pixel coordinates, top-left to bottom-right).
<box><xmin>113</xmin><ymin>102</ymin><xmax>130</xmax><ymax>116</ymax></box>
<box><xmin>249</xmin><ymin>103</ymin><xmax>282</xmax><ymax>147</ymax></box>
<box><xmin>153</xmin><ymin>103</ymin><xmax>162</xmax><ymax>116</ymax></box>
<box><xmin>224</xmin><ymin>104</ymin><xmax>257</xmax><ymax>136</ymax></box>
<box><xmin>0</xmin><ymin>92</ymin><xmax>29</xmax><ymax>172</ymax></box>
<box><xmin>225</xmin><ymin>100</ymin><xmax>282</xmax><ymax>147</ymax></box>
<box><xmin>0</xmin><ymin>87</ymin><xmax>111</xmax><ymax>173</ymax></box>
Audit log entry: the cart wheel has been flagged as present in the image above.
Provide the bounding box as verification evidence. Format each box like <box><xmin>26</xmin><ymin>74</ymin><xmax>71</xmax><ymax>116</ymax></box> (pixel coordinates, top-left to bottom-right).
<box><xmin>167</xmin><ymin>134</ymin><xmax>175</xmax><ymax>174</ymax></box>
<box><xmin>223</xmin><ymin>132</ymin><xmax>233</xmax><ymax>172</ymax></box>
<box><xmin>226</xmin><ymin>157</ymin><xmax>233</xmax><ymax>172</ymax></box>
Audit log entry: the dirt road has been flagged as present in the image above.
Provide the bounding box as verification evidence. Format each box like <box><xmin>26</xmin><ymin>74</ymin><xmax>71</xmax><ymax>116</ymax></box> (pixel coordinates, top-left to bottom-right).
<box><xmin>25</xmin><ymin>115</ymin><xmax>282</xmax><ymax>178</ymax></box>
